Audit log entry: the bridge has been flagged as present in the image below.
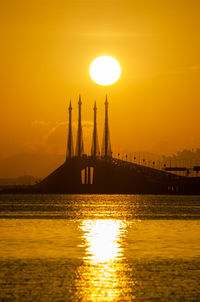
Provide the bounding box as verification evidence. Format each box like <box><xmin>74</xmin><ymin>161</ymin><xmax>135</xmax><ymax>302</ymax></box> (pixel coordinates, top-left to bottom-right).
<box><xmin>34</xmin><ymin>96</ymin><xmax>200</xmax><ymax>195</ymax></box>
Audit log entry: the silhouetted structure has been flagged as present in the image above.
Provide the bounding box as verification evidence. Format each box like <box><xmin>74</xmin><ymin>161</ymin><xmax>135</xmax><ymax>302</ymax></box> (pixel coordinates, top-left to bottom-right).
<box><xmin>91</xmin><ymin>101</ymin><xmax>99</xmax><ymax>157</ymax></box>
<box><xmin>102</xmin><ymin>95</ymin><xmax>112</xmax><ymax>157</ymax></box>
<box><xmin>2</xmin><ymin>95</ymin><xmax>200</xmax><ymax>195</ymax></box>
<box><xmin>66</xmin><ymin>101</ymin><xmax>74</xmax><ymax>160</ymax></box>
<box><xmin>75</xmin><ymin>95</ymin><xmax>84</xmax><ymax>157</ymax></box>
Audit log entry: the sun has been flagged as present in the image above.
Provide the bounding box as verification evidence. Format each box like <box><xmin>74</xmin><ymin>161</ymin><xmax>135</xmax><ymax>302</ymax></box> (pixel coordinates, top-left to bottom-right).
<box><xmin>89</xmin><ymin>56</ymin><xmax>121</xmax><ymax>86</ymax></box>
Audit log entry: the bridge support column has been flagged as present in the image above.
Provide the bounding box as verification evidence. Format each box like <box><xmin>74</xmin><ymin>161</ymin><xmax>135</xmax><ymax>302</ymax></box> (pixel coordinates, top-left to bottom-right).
<box><xmin>81</xmin><ymin>166</ymin><xmax>94</xmax><ymax>185</ymax></box>
<box><xmin>88</xmin><ymin>166</ymin><xmax>91</xmax><ymax>184</ymax></box>
<box><xmin>85</xmin><ymin>167</ymin><xmax>87</xmax><ymax>185</ymax></box>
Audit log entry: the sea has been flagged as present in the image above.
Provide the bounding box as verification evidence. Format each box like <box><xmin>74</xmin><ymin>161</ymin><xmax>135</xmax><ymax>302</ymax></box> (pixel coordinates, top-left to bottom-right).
<box><xmin>0</xmin><ymin>194</ymin><xmax>200</xmax><ymax>301</ymax></box>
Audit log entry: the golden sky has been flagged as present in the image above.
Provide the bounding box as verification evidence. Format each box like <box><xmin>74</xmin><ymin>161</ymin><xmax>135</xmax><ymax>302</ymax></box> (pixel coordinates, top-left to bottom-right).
<box><xmin>1</xmin><ymin>0</ymin><xmax>200</xmax><ymax>165</ymax></box>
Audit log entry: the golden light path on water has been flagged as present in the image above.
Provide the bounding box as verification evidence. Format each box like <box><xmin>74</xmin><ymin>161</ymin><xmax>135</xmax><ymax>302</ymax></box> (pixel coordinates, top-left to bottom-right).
<box><xmin>76</xmin><ymin>219</ymin><xmax>134</xmax><ymax>301</ymax></box>
<box><xmin>82</xmin><ymin>220</ymin><xmax>123</xmax><ymax>262</ymax></box>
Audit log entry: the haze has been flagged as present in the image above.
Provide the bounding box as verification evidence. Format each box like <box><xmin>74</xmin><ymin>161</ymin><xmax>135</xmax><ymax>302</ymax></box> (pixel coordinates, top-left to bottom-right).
<box><xmin>1</xmin><ymin>0</ymin><xmax>200</xmax><ymax>177</ymax></box>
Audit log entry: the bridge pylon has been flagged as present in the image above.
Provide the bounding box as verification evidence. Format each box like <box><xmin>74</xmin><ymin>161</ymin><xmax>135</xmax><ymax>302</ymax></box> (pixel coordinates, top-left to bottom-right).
<box><xmin>101</xmin><ymin>95</ymin><xmax>112</xmax><ymax>157</ymax></box>
<box><xmin>75</xmin><ymin>95</ymin><xmax>84</xmax><ymax>157</ymax></box>
<box><xmin>66</xmin><ymin>100</ymin><xmax>74</xmax><ymax>160</ymax></box>
<box><xmin>91</xmin><ymin>101</ymin><xmax>100</xmax><ymax>157</ymax></box>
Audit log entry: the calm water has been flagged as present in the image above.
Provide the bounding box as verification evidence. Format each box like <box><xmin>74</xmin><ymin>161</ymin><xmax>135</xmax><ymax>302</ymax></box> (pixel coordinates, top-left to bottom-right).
<box><xmin>0</xmin><ymin>195</ymin><xmax>200</xmax><ymax>301</ymax></box>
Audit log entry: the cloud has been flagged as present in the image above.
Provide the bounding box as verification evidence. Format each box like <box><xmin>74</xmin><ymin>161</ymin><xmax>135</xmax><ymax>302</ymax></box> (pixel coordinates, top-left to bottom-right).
<box><xmin>17</xmin><ymin>120</ymin><xmax>94</xmax><ymax>156</ymax></box>
<box><xmin>43</xmin><ymin>120</ymin><xmax>93</xmax><ymax>154</ymax></box>
<box><xmin>72</xmin><ymin>120</ymin><xmax>93</xmax><ymax>128</ymax></box>
<box><xmin>44</xmin><ymin>120</ymin><xmax>93</xmax><ymax>142</ymax></box>
<box><xmin>44</xmin><ymin>122</ymin><xmax>67</xmax><ymax>142</ymax></box>
<box><xmin>31</xmin><ymin>120</ymin><xmax>50</xmax><ymax>127</ymax></box>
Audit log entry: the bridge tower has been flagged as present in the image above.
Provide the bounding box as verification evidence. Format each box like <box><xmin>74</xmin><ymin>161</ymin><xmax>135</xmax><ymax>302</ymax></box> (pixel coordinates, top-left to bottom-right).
<box><xmin>66</xmin><ymin>100</ymin><xmax>74</xmax><ymax>160</ymax></box>
<box><xmin>102</xmin><ymin>95</ymin><xmax>112</xmax><ymax>157</ymax></box>
<box><xmin>75</xmin><ymin>95</ymin><xmax>84</xmax><ymax>157</ymax></box>
<box><xmin>91</xmin><ymin>101</ymin><xmax>99</xmax><ymax>157</ymax></box>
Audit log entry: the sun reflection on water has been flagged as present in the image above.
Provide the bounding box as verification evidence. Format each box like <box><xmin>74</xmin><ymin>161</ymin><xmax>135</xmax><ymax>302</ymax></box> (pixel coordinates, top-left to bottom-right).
<box><xmin>76</xmin><ymin>219</ymin><xmax>133</xmax><ymax>301</ymax></box>
<box><xmin>81</xmin><ymin>219</ymin><xmax>124</xmax><ymax>263</ymax></box>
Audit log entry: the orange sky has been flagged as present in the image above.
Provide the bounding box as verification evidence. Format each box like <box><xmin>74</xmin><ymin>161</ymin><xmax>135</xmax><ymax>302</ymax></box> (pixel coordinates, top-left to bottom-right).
<box><xmin>1</xmin><ymin>0</ymin><xmax>200</xmax><ymax>166</ymax></box>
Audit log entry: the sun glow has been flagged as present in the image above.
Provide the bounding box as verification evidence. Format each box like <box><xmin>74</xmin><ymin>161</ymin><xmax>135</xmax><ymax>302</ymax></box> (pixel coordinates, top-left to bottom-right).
<box><xmin>89</xmin><ymin>56</ymin><xmax>121</xmax><ymax>86</ymax></box>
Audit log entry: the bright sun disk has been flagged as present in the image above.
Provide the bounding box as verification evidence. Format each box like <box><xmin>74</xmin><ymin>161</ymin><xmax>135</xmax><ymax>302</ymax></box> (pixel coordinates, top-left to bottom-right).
<box><xmin>89</xmin><ymin>56</ymin><xmax>121</xmax><ymax>86</ymax></box>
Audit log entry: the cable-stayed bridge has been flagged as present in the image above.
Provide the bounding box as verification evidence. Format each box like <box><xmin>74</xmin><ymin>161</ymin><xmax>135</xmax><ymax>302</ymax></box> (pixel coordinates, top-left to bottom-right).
<box><xmin>35</xmin><ymin>96</ymin><xmax>200</xmax><ymax>195</ymax></box>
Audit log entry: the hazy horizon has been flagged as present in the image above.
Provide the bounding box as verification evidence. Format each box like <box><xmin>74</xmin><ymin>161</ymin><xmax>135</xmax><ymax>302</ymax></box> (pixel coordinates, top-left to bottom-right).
<box><xmin>1</xmin><ymin>0</ymin><xmax>200</xmax><ymax>176</ymax></box>
<box><xmin>0</xmin><ymin>148</ymin><xmax>200</xmax><ymax>179</ymax></box>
